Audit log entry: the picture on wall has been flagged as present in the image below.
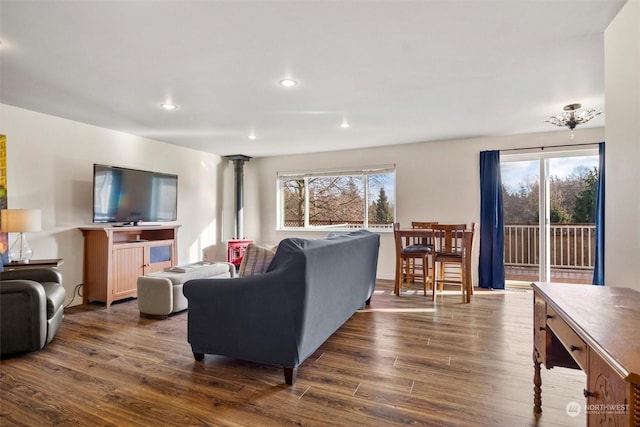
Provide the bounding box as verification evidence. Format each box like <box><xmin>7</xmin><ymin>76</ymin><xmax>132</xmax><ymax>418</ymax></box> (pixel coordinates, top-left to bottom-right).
<box><xmin>0</xmin><ymin>135</ymin><xmax>8</xmax><ymax>266</ymax></box>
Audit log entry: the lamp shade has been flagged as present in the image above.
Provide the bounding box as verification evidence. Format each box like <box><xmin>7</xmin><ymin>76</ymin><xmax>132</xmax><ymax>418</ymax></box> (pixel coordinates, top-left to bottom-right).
<box><xmin>0</xmin><ymin>209</ymin><xmax>42</xmax><ymax>233</ymax></box>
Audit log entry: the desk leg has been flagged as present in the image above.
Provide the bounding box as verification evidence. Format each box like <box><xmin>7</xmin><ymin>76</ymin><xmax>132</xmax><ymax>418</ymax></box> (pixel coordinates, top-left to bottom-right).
<box><xmin>533</xmin><ymin>349</ymin><xmax>542</xmax><ymax>414</ymax></box>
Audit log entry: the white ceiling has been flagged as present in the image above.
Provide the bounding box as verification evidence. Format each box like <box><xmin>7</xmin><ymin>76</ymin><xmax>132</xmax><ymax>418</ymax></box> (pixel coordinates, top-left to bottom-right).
<box><xmin>0</xmin><ymin>0</ymin><xmax>625</xmax><ymax>158</ymax></box>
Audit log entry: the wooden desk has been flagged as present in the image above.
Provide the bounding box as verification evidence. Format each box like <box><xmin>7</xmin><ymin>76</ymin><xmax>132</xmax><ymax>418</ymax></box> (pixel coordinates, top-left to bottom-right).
<box><xmin>393</xmin><ymin>229</ymin><xmax>473</xmax><ymax>302</ymax></box>
<box><xmin>532</xmin><ymin>282</ymin><xmax>640</xmax><ymax>426</ymax></box>
<box><xmin>2</xmin><ymin>258</ymin><xmax>63</xmax><ymax>271</ymax></box>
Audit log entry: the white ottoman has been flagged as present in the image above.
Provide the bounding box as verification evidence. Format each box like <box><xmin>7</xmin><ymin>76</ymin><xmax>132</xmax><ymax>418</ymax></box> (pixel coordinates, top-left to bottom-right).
<box><xmin>137</xmin><ymin>261</ymin><xmax>236</xmax><ymax>318</ymax></box>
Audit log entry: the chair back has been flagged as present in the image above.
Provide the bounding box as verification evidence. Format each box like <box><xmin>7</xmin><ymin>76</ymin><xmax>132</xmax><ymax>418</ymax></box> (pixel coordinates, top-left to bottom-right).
<box><xmin>411</xmin><ymin>221</ymin><xmax>437</xmax><ymax>246</ymax></box>
<box><xmin>393</xmin><ymin>222</ymin><xmax>402</xmax><ymax>254</ymax></box>
<box><xmin>394</xmin><ymin>222</ymin><xmax>436</xmax><ymax>250</ymax></box>
<box><xmin>468</xmin><ymin>222</ymin><xmax>477</xmax><ymax>255</ymax></box>
<box><xmin>411</xmin><ymin>221</ymin><xmax>438</xmax><ymax>229</ymax></box>
<box><xmin>432</xmin><ymin>224</ymin><xmax>467</xmax><ymax>256</ymax></box>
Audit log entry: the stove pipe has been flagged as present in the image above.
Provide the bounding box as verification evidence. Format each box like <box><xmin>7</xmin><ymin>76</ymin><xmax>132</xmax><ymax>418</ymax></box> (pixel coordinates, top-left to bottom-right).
<box><xmin>225</xmin><ymin>155</ymin><xmax>251</xmax><ymax>239</ymax></box>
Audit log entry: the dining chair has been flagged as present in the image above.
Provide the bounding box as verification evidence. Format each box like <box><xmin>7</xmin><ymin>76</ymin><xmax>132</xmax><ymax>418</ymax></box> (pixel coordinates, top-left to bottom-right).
<box><xmin>431</xmin><ymin>223</ymin><xmax>470</xmax><ymax>302</ymax></box>
<box><xmin>393</xmin><ymin>222</ymin><xmax>436</xmax><ymax>297</ymax></box>
<box><xmin>432</xmin><ymin>223</ymin><xmax>477</xmax><ymax>303</ymax></box>
<box><xmin>465</xmin><ymin>223</ymin><xmax>477</xmax><ymax>300</ymax></box>
<box><xmin>408</xmin><ymin>221</ymin><xmax>438</xmax><ymax>287</ymax></box>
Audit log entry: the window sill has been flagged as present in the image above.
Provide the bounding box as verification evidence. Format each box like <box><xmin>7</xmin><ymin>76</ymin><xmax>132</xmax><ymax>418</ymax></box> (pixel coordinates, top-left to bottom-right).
<box><xmin>276</xmin><ymin>227</ymin><xmax>393</xmax><ymax>233</ymax></box>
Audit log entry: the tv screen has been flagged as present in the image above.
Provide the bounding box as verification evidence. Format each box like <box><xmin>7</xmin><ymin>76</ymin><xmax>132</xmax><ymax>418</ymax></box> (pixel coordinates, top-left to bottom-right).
<box><xmin>93</xmin><ymin>164</ymin><xmax>178</xmax><ymax>225</ymax></box>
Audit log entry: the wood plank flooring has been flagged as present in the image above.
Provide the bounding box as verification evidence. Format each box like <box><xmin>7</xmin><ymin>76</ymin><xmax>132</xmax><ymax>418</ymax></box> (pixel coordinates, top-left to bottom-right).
<box><xmin>0</xmin><ymin>280</ymin><xmax>587</xmax><ymax>426</ymax></box>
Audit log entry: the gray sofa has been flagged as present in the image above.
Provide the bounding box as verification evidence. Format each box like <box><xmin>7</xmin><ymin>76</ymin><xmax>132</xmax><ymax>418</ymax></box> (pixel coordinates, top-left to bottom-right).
<box><xmin>0</xmin><ymin>267</ymin><xmax>66</xmax><ymax>357</ymax></box>
<box><xmin>183</xmin><ymin>229</ymin><xmax>380</xmax><ymax>384</ymax></box>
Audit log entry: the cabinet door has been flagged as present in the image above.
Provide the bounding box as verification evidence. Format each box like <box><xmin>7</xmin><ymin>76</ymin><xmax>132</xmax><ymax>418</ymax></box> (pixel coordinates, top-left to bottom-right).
<box><xmin>144</xmin><ymin>240</ymin><xmax>175</xmax><ymax>274</ymax></box>
<box><xmin>113</xmin><ymin>245</ymin><xmax>145</xmax><ymax>298</ymax></box>
<box><xmin>587</xmin><ymin>348</ymin><xmax>631</xmax><ymax>427</ymax></box>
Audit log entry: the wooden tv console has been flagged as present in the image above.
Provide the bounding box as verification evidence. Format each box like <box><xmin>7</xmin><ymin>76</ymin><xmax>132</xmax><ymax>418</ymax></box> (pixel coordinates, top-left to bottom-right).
<box><xmin>532</xmin><ymin>282</ymin><xmax>640</xmax><ymax>426</ymax></box>
<box><xmin>79</xmin><ymin>225</ymin><xmax>180</xmax><ymax>308</ymax></box>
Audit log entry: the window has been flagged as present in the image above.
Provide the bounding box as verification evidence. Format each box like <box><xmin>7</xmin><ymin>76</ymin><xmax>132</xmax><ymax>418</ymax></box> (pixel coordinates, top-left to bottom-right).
<box><xmin>277</xmin><ymin>165</ymin><xmax>395</xmax><ymax>230</ymax></box>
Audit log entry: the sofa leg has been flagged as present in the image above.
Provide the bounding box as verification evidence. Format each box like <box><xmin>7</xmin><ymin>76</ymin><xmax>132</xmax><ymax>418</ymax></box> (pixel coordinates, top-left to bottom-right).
<box><xmin>193</xmin><ymin>352</ymin><xmax>205</xmax><ymax>361</ymax></box>
<box><xmin>283</xmin><ymin>367</ymin><xmax>297</xmax><ymax>385</ymax></box>
<box><xmin>366</xmin><ymin>296</ymin><xmax>372</xmax><ymax>305</ymax></box>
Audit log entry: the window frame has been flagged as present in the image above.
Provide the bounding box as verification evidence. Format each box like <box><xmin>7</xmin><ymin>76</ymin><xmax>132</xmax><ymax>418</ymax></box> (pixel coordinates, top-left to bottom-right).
<box><xmin>500</xmin><ymin>145</ymin><xmax>599</xmax><ymax>283</ymax></box>
<box><xmin>276</xmin><ymin>164</ymin><xmax>396</xmax><ymax>232</ymax></box>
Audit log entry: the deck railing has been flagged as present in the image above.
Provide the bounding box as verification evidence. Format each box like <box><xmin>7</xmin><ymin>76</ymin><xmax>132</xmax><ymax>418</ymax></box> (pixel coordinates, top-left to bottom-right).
<box><xmin>283</xmin><ymin>219</ymin><xmax>392</xmax><ymax>230</ymax></box>
<box><xmin>504</xmin><ymin>224</ymin><xmax>596</xmax><ymax>269</ymax></box>
<box><xmin>284</xmin><ymin>221</ymin><xmax>596</xmax><ymax>270</ymax></box>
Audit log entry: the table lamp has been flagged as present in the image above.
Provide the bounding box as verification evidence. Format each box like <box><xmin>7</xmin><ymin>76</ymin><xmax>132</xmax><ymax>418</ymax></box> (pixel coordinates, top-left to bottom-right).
<box><xmin>0</xmin><ymin>209</ymin><xmax>42</xmax><ymax>263</ymax></box>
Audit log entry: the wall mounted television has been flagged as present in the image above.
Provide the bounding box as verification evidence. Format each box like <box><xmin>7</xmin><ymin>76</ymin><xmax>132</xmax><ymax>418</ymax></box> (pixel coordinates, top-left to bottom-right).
<box><xmin>92</xmin><ymin>164</ymin><xmax>178</xmax><ymax>226</ymax></box>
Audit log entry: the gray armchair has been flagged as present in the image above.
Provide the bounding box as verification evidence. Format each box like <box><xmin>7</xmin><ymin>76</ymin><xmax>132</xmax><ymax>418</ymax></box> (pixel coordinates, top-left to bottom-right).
<box><xmin>0</xmin><ymin>267</ymin><xmax>66</xmax><ymax>357</ymax></box>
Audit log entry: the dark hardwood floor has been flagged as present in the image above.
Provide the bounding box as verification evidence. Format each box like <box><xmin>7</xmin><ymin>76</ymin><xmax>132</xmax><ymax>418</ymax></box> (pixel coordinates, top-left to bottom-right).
<box><xmin>0</xmin><ymin>280</ymin><xmax>586</xmax><ymax>426</ymax></box>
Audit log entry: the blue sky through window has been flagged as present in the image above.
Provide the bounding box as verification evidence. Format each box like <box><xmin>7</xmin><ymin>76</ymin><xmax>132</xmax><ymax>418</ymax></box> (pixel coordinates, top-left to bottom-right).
<box><xmin>501</xmin><ymin>156</ymin><xmax>598</xmax><ymax>191</ymax></box>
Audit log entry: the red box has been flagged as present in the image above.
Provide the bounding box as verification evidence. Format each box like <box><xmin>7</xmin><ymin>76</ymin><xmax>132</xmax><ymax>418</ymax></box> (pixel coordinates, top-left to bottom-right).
<box><xmin>227</xmin><ymin>239</ymin><xmax>254</xmax><ymax>267</ymax></box>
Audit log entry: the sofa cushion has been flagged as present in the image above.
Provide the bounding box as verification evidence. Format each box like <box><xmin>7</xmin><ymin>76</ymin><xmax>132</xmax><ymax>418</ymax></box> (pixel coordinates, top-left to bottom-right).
<box><xmin>402</xmin><ymin>244</ymin><xmax>432</xmax><ymax>254</ymax></box>
<box><xmin>146</xmin><ymin>263</ymin><xmax>233</xmax><ymax>284</ymax></box>
<box><xmin>239</xmin><ymin>244</ymin><xmax>276</xmax><ymax>276</ymax></box>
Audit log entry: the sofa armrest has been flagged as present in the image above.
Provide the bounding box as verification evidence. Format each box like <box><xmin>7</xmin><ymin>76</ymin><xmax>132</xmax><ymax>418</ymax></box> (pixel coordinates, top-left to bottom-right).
<box><xmin>0</xmin><ymin>267</ymin><xmax>62</xmax><ymax>285</ymax></box>
<box><xmin>183</xmin><ymin>269</ymin><xmax>304</xmax><ymax>367</ymax></box>
<box><xmin>0</xmin><ymin>280</ymin><xmax>48</xmax><ymax>356</ymax></box>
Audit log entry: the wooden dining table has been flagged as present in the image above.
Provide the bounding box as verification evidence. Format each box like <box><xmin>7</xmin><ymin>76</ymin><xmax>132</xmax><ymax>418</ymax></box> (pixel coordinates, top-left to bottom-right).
<box><xmin>394</xmin><ymin>228</ymin><xmax>474</xmax><ymax>303</ymax></box>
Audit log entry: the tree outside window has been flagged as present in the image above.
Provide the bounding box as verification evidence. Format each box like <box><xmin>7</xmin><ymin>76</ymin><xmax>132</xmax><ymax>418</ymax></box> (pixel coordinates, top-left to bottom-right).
<box><xmin>279</xmin><ymin>167</ymin><xmax>395</xmax><ymax>230</ymax></box>
<box><xmin>501</xmin><ymin>165</ymin><xmax>599</xmax><ymax>224</ymax></box>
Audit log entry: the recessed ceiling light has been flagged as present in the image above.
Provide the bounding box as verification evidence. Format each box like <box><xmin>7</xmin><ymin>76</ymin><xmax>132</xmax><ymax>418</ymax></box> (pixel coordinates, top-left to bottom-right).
<box><xmin>340</xmin><ymin>121</ymin><xmax>350</xmax><ymax>129</ymax></box>
<box><xmin>279</xmin><ymin>79</ymin><xmax>297</xmax><ymax>88</ymax></box>
<box><xmin>161</xmin><ymin>103</ymin><xmax>177</xmax><ymax>110</ymax></box>
<box><xmin>248</xmin><ymin>134</ymin><xmax>257</xmax><ymax>140</ymax></box>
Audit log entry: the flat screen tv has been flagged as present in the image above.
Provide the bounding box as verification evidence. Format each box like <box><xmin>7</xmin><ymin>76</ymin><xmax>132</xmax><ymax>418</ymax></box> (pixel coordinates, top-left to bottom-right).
<box><xmin>92</xmin><ymin>164</ymin><xmax>178</xmax><ymax>225</ymax></box>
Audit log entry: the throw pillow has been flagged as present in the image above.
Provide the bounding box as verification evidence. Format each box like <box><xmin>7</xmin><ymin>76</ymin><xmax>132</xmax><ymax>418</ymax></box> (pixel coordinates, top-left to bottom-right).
<box><xmin>238</xmin><ymin>244</ymin><xmax>276</xmax><ymax>276</ymax></box>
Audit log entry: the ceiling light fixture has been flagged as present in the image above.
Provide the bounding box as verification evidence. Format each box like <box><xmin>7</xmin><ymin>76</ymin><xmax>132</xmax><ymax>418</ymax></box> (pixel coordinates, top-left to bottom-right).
<box><xmin>279</xmin><ymin>79</ymin><xmax>297</xmax><ymax>88</ymax></box>
<box><xmin>544</xmin><ymin>103</ymin><xmax>601</xmax><ymax>131</ymax></box>
<box><xmin>340</xmin><ymin>121</ymin><xmax>350</xmax><ymax>129</ymax></box>
<box><xmin>248</xmin><ymin>134</ymin><xmax>257</xmax><ymax>140</ymax></box>
<box><xmin>160</xmin><ymin>103</ymin><xmax>177</xmax><ymax>110</ymax></box>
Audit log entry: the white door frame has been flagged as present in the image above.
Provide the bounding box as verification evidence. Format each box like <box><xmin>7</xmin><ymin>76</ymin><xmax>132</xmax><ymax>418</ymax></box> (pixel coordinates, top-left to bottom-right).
<box><xmin>502</xmin><ymin>146</ymin><xmax>599</xmax><ymax>282</ymax></box>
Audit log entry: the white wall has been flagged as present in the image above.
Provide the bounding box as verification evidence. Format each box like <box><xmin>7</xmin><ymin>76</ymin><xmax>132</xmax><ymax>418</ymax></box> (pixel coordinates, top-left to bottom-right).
<box><xmin>1</xmin><ymin>104</ymin><xmax>228</xmax><ymax>305</ymax></box>
<box><xmin>5</xmin><ymin>0</ymin><xmax>635</xmax><ymax>298</ymax></box>
<box><xmin>244</xmin><ymin>127</ymin><xmax>605</xmax><ymax>282</ymax></box>
<box><xmin>604</xmin><ymin>0</ymin><xmax>640</xmax><ymax>290</ymax></box>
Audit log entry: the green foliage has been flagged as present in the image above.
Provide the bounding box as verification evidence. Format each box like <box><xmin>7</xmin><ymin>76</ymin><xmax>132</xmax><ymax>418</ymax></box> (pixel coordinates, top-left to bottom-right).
<box><xmin>374</xmin><ymin>187</ymin><xmax>394</xmax><ymax>224</ymax></box>
<box><xmin>502</xmin><ymin>166</ymin><xmax>599</xmax><ymax>224</ymax></box>
<box><xmin>572</xmin><ymin>168</ymin><xmax>598</xmax><ymax>223</ymax></box>
<box><xmin>550</xmin><ymin>205</ymin><xmax>572</xmax><ymax>223</ymax></box>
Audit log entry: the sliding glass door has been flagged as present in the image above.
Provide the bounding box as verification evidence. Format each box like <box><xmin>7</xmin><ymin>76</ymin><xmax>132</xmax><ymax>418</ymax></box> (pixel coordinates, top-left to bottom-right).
<box><xmin>501</xmin><ymin>147</ymin><xmax>599</xmax><ymax>284</ymax></box>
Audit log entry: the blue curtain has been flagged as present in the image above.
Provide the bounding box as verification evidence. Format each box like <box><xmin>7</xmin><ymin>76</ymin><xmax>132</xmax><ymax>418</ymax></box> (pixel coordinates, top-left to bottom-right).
<box><xmin>592</xmin><ymin>142</ymin><xmax>605</xmax><ymax>285</ymax></box>
<box><xmin>479</xmin><ymin>150</ymin><xmax>505</xmax><ymax>289</ymax></box>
